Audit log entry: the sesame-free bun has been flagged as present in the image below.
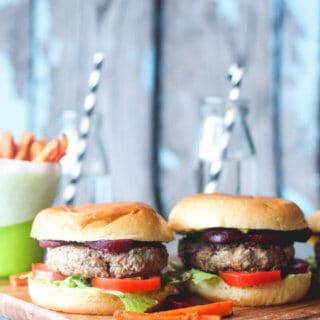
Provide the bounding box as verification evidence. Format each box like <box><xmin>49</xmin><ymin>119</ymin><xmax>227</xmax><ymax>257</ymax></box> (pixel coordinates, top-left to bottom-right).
<box><xmin>169</xmin><ymin>193</ymin><xmax>308</xmax><ymax>233</ymax></box>
<box><xmin>31</xmin><ymin>202</ymin><xmax>174</xmax><ymax>242</ymax></box>
<box><xmin>308</xmin><ymin>211</ymin><xmax>320</xmax><ymax>232</ymax></box>
<box><xmin>28</xmin><ymin>276</ymin><xmax>170</xmax><ymax>315</ymax></box>
<box><xmin>189</xmin><ymin>272</ymin><xmax>311</xmax><ymax>306</ymax></box>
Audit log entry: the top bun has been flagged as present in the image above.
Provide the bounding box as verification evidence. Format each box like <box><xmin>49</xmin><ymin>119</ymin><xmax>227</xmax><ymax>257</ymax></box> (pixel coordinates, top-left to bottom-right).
<box><xmin>169</xmin><ymin>193</ymin><xmax>308</xmax><ymax>233</ymax></box>
<box><xmin>31</xmin><ymin>202</ymin><xmax>174</xmax><ymax>242</ymax></box>
<box><xmin>308</xmin><ymin>211</ymin><xmax>320</xmax><ymax>232</ymax></box>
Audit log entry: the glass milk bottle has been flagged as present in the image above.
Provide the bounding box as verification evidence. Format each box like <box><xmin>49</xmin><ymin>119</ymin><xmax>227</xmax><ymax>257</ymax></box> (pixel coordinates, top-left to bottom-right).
<box><xmin>196</xmin><ymin>97</ymin><xmax>257</xmax><ymax>195</ymax></box>
<box><xmin>77</xmin><ymin>113</ymin><xmax>113</xmax><ymax>203</ymax></box>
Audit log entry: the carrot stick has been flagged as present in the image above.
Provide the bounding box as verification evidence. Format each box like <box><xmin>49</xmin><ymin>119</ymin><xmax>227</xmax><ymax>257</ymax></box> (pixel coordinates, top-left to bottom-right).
<box><xmin>113</xmin><ymin>301</ymin><xmax>231</xmax><ymax>320</ymax></box>
<box><xmin>154</xmin><ymin>301</ymin><xmax>233</xmax><ymax>316</ymax></box>
<box><xmin>9</xmin><ymin>272</ymin><xmax>30</xmax><ymax>286</ymax></box>
<box><xmin>33</xmin><ymin>139</ymin><xmax>60</xmax><ymax>163</ymax></box>
<box><xmin>113</xmin><ymin>310</ymin><xmax>211</xmax><ymax>320</ymax></box>
<box><xmin>199</xmin><ymin>316</ymin><xmax>221</xmax><ymax>320</ymax></box>
<box><xmin>15</xmin><ymin>132</ymin><xmax>35</xmax><ymax>160</ymax></box>
<box><xmin>0</xmin><ymin>131</ymin><xmax>16</xmax><ymax>159</ymax></box>
<box><xmin>30</xmin><ymin>139</ymin><xmax>46</xmax><ymax>160</ymax></box>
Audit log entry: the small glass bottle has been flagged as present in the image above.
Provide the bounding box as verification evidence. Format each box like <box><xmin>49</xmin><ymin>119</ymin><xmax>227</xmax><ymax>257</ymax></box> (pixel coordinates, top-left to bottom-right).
<box><xmin>196</xmin><ymin>97</ymin><xmax>257</xmax><ymax>195</ymax></box>
<box><xmin>59</xmin><ymin>110</ymin><xmax>80</xmax><ymax>176</ymax></box>
<box><xmin>55</xmin><ymin>110</ymin><xmax>80</xmax><ymax>205</ymax></box>
<box><xmin>77</xmin><ymin>113</ymin><xmax>113</xmax><ymax>203</ymax></box>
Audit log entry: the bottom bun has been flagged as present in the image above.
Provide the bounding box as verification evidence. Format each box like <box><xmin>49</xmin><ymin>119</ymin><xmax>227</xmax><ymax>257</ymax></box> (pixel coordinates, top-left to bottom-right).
<box><xmin>28</xmin><ymin>277</ymin><xmax>170</xmax><ymax>315</ymax></box>
<box><xmin>189</xmin><ymin>272</ymin><xmax>311</xmax><ymax>306</ymax></box>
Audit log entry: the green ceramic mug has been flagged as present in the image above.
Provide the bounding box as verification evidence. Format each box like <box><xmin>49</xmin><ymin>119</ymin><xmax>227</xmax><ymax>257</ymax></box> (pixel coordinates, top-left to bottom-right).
<box><xmin>0</xmin><ymin>159</ymin><xmax>60</xmax><ymax>277</ymax></box>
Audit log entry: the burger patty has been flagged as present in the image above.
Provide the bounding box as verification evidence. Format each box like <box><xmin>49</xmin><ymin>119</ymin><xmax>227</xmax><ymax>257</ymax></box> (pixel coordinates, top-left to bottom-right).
<box><xmin>46</xmin><ymin>244</ymin><xmax>168</xmax><ymax>279</ymax></box>
<box><xmin>179</xmin><ymin>238</ymin><xmax>294</xmax><ymax>273</ymax></box>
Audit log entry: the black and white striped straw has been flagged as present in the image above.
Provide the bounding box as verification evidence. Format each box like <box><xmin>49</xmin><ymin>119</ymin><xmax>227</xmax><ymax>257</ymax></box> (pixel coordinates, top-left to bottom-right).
<box><xmin>62</xmin><ymin>52</ymin><xmax>105</xmax><ymax>205</ymax></box>
<box><xmin>204</xmin><ymin>63</ymin><xmax>244</xmax><ymax>193</ymax></box>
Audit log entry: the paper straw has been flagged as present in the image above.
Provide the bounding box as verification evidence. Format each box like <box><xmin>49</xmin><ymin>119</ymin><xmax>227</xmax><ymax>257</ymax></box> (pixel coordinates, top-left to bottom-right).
<box><xmin>204</xmin><ymin>63</ymin><xmax>244</xmax><ymax>193</ymax></box>
<box><xmin>62</xmin><ymin>52</ymin><xmax>105</xmax><ymax>205</ymax></box>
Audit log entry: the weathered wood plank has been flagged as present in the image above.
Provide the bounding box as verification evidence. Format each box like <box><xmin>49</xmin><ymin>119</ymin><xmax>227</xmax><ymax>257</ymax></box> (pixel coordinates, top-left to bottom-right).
<box><xmin>0</xmin><ymin>0</ymin><xmax>31</xmax><ymax>138</ymax></box>
<box><xmin>161</xmin><ymin>0</ymin><xmax>276</xmax><ymax>215</ymax></box>
<box><xmin>280</xmin><ymin>0</ymin><xmax>320</xmax><ymax>218</ymax></box>
<box><xmin>48</xmin><ymin>0</ymin><xmax>154</xmax><ymax>204</ymax></box>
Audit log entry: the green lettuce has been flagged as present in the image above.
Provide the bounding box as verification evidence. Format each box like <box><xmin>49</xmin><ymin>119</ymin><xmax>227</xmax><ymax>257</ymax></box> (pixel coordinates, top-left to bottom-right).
<box><xmin>53</xmin><ymin>275</ymin><xmax>89</xmax><ymax>288</ymax></box>
<box><xmin>306</xmin><ymin>256</ymin><xmax>317</xmax><ymax>271</ymax></box>
<box><xmin>106</xmin><ymin>291</ymin><xmax>158</xmax><ymax>312</ymax></box>
<box><xmin>162</xmin><ymin>268</ymin><xmax>220</xmax><ymax>288</ymax></box>
<box><xmin>37</xmin><ymin>275</ymin><xmax>159</xmax><ymax>312</ymax></box>
<box><xmin>306</xmin><ymin>256</ymin><xmax>320</xmax><ymax>283</ymax></box>
<box><xmin>189</xmin><ymin>268</ymin><xmax>220</xmax><ymax>285</ymax></box>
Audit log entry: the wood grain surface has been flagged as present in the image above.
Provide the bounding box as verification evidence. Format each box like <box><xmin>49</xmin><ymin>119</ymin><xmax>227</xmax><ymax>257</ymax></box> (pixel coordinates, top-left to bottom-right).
<box><xmin>1</xmin><ymin>280</ymin><xmax>320</xmax><ymax>320</ymax></box>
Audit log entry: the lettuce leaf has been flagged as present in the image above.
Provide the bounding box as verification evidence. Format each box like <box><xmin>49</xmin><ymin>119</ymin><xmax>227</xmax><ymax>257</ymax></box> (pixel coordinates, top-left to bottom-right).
<box><xmin>41</xmin><ymin>275</ymin><xmax>158</xmax><ymax>312</ymax></box>
<box><xmin>189</xmin><ymin>268</ymin><xmax>220</xmax><ymax>285</ymax></box>
<box><xmin>306</xmin><ymin>256</ymin><xmax>317</xmax><ymax>271</ymax></box>
<box><xmin>105</xmin><ymin>291</ymin><xmax>158</xmax><ymax>312</ymax></box>
<box><xmin>53</xmin><ymin>275</ymin><xmax>89</xmax><ymax>288</ymax></box>
<box><xmin>162</xmin><ymin>268</ymin><xmax>220</xmax><ymax>287</ymax></box>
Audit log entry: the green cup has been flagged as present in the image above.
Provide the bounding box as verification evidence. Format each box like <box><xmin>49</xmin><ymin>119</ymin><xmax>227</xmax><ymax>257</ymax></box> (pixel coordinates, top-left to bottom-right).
<box><xmin>0</xmin><ymin>159</ymin><xmax>60</xmax><ymax>277</ymax></box>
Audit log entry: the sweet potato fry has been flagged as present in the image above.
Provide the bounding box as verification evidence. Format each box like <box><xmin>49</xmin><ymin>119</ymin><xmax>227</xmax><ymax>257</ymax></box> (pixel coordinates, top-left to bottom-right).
<box><xmin>15</xmin><ymin>132</ymin><xmax>35</xmax><ymax>160</ymax></box>
<box><xmin>30</xmin><ymin>139</ymin><xmax>46</xmax><ymax>160</ymax></box>
<box><xmin>56</xmin><ymin>135</ymin><xmax>68</xmax><ymax>162</ymax></box>
<box><xmin>0</xmin><ymin>131</ymin><xmax>16</xmax><ymax>159</ymax></box>
<box><xmin>33</xmin><ymin>139</ymin><xmax>60</xmax><ymax>163</ymax></box>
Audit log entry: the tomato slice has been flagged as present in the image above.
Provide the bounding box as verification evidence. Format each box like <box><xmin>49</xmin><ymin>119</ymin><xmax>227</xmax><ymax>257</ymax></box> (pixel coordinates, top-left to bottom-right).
<box><xmin>219</xmin><ymin>270</ymin><xmax>281</xmax><ymax>287</ymax></box>
<box><xmin>32</xmin><ymin>263</ymin><xmax>67</xmax><ymax>281</ymax></box>
<box><xmin>91</xmin><ymin>276</ymin><xmax>161</xmax><ymax>293</ymax></box>
<box><xmin>9</xmin><ymin>272</ymin><xmax>31</xmax><ymax>286</ymax></box>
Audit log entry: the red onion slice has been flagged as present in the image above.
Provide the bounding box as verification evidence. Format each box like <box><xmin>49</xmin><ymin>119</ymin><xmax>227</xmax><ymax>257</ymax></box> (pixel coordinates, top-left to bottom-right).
<box><xmin>246</xmin><ymin>231</ymin><xmax>286</xmax><ymax>244</ymax></box>
<box><xmin>289</xmin><ymin>259</ymin><xmax>309</xmax><ymax>274</ymax></box>
<box><xmin>167</xmin><ymin>297</ymin><xmax>192</xmax><ymax>309</ymax></box>
<box><xmin>201</xmin><ymin>229</ymin><xmax>245</xmax><ymax>244</ymax></box>
<box><xmin>84</xmin><ymin>239</ymin><xmax>134</xmax><ymax>253</ymax></box>
<box><xmin>39</xmin><ymin>240</ymin><xmax>66</xmax><ymax>248</ymax></box>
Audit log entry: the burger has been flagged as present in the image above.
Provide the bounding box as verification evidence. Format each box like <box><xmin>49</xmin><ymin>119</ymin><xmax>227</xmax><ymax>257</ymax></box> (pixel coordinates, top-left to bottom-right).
<box><xmin>168</xmin><ymin>193</ymin><xmax>311</xmax><ymax>306</ymax></box>
<box><xmin>307</xmin><ymin>211</ymin><xmax>320</xmax><ymax>282</ymax></box>
<box><xmin>28</xmin><ymin>202</ymin><xmax>175</xmax><ymax>315</ymax></box>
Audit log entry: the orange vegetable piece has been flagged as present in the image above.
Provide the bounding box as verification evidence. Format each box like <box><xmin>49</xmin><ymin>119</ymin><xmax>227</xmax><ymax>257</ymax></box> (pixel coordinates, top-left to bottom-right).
<box><xmin>113</xmin><ymin>301</ymin><xmax>231</xmax><ymax>320</ymax></box>
<box><xmin>30</xmin><ymin>139</ymin><xmax>46</xmax><ymax>160</ymax></box>
<box><xmin>0</xmin><ymin>131</ymin><xmax>16</xmax><ymax>159</ymax></box>
<box><xmin>153</xmin><ymin>301</ymin><xmax>233</xmax><ymax>317</ymax></box>
<box><xmin>113</xmin><ymin>310</ymin><xmax>214</xmax><ymax>320</ymax></box>
<box><xmin>9</xmin><ymin>272</ymin><xmax>30</xmax><ymax>286</ymax></box>
<box><xmin>199</xmin><ymin>316</ymin><xmax>221</xmax><ymax>320</ymax></box>
<box><xmin>33</xmin><ymin>139</ymin><xmax>60</xmax><ymax>163</ymax></box>
<box><xmin>15</xmin><ymin>132</ymin><xmax>35</xmax><ymax>160</ymax></box>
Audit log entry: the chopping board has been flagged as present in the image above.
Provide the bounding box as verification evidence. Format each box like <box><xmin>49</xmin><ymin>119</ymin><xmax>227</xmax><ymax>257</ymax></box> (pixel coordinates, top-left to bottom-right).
<box><xmin>0</xmin><ymin>280</ymin><xmax>320</xmax><ymax>320</ymax></box>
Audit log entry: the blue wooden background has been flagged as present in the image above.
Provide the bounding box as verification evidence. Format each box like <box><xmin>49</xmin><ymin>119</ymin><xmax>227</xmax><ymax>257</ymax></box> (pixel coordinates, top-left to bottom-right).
<box><xmin>0</xmin><ymin>0</ymin><xmax>319</xmax><ymax>218</ymax></box>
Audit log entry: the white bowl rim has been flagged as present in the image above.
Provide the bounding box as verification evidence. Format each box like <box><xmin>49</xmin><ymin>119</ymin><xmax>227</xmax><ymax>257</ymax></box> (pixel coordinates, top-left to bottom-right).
<box><xmin>0</xmin><ymin>159</ymin><xmax>61</xmax><ymax>174</ymax></box>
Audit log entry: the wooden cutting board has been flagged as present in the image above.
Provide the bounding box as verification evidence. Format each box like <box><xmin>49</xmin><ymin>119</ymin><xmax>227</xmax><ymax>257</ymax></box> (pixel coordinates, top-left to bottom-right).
<box><xmin>0</xmin><ymin>280</ymin><xmax>320</xmax><ymax>319</ymax></box>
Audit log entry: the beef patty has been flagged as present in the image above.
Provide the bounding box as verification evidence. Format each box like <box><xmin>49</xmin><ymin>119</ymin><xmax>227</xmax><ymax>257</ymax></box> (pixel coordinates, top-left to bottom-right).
<box><xmin>46</xmin><ymin>243</ymin><xmax>168</xmax><ymax>279</ymax></box>
<box><xmin>179</xmin><ymin>237</ymin><xmax>294</xmax><ymax>273</ymax></box>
